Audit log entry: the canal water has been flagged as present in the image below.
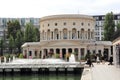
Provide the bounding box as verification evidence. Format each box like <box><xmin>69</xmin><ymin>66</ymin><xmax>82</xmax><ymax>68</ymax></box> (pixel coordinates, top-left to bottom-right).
<box><xmin>0</xmin><ymin>74</ymin><xmax>81</xmax><ymax>80</ymax></box>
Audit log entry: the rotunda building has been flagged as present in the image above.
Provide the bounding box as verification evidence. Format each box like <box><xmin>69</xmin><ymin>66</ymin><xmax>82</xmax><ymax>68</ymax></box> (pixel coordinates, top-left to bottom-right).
<box><xmin>22</xmin><ymin>14</ymin><xmax>112</xmax><ymax>61</ymax></box>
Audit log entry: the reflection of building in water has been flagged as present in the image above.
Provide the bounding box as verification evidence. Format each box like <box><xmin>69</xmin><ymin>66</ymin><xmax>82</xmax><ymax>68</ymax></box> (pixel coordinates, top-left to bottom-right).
<box><xmin>22</xmin><ymin>14</ymin><xmax>112</xmax><ymax>61</ymax></box>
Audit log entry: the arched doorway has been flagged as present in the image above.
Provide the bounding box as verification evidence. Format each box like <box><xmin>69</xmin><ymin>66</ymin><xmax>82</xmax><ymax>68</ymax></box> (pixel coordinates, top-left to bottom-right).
<box><xmin>49</xmin><ymin>49</ymin><xmax>54</xmax><ymax>58</ymax></box>
<box><xmin>54</xmin><ymin>29</ymin><xmax>59</xmax><ymax>39</ymax></box>
<box><xmin>104</xmin><ymin>48</ymin><xmax>109</xmax><ymax>61</ymax></box>
<box><xmin>44</xmin><ymin>49</ymin><xmax>48</xmax><ymax>58</ymax></box>
<box><xmin>72</xmin><ymin>28</ymin><xmax>77</xmax><ymax>39</ymax></box>
<box><xmin>68</xmin><ymin>48</ymin><xmax>72</xmax><ymax>53</ymax></box>
<box><xmin>56</xmin><ymin>48</ymin><xmax>60</xmax><ymax>58</ymax></box>
<box><xmin>62</xmin><ymin>48</ymin><xmax>66</xmax><ymax>59</ymax></box>
<box><xmin>74</xmin><ymin>48</ymin><xmax>78</xmax><ymax>61</ymax></box>
<box><xmin>63</xmin><ymin>28</ymin><xmax>67</xmax><ymax>39</ymax></box>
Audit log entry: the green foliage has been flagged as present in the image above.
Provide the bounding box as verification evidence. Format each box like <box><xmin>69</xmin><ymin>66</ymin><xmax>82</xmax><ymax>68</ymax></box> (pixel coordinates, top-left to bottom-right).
<box><xmin>19</xmin><ymin>53</ymin><xmax>24</xmax><ymax>58</ymax></box>
<box><xmin>104</xmin><ymin>12</ymin><xmax>115</xmax><ymax>41</ymax></box>
<box><xmin>0</xmin><ymin>38</ymin><xmax>4</xmax><ymax>56</ymax></box>
<box><xmin>8</xmin><ymin>35</ymin><xmax>15</xmax><ymax>54</ymax></box>
<box><xmin>15</xmin><ymin>30</ymin><xmax>24</xmax><ymax>53</ymax></box>
<box><xmin>54</xmin><ymin>53</ymin><xmax>59</xmax><ymax>58</ymax></box>
<box><xmin>24</xmin><ymin>23</ymin><xmax>37</xmax><ymax>42</ymax></box>
<box><xmin>7</xmin><ymin>20</ymin><xmax>21</xmax><ymax>39</ymax></box>
<box><xmin>85</xmin><ymin>53</ymin><xmax>90</xmax><ymax>60</ymax></box>
<box><xmin>34</xmin><ymin>28</ymin><xmax>40</xmax><ymax>41</ymax></box>
<box><xmin>72</xmin><ymin>52</ymin><xmax>77</xmax><ymax>55</ymax></box>
<box><xmin>116</xmin><ymin>23</ymin><xmax>120</xmax><ymax>30</ymax></box>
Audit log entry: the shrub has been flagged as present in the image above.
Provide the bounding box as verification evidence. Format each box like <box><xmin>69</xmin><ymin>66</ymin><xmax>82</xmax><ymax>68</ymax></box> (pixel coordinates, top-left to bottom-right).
<box><xmin>54</xmin><ymin>53</ymin><xmax>59</xmax><ymax>58</ymax></box>
<box><xmin>19</xmin><ymin>53</ymin><xmax>24</xmax><ymax>58</ymax></box>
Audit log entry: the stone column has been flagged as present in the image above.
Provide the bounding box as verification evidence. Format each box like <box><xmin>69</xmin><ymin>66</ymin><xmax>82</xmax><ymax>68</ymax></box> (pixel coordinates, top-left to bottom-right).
<box><xmin>70</xmin><ymin>31</ymin><xmax>72</xmax><ymax>39</ymax></box>
<box><xmin>113</xmin><ymin>45</ymin><xmax>116</xmax><ymax>66</ymax></box>
<box><xmin>60</xmin><ymin>49</ymin><xmax>62</xmax><ymax>58</ymax></box>
<box><xmin>72</xmin><ymin>48</ymin><xmax>74</xmax><ymax>53</ymax></box>
<box><xmin>53</xmin><ymin>31</ymin><xmax>54</xmax><ymax>40</ymax></box>
<box><xmin>46</xmin><ymin>32</ymin><xmax>47</xmax><ymax>40</ymax></box>
<box><xmin>27</xmin><ymin>48</ymin><xmax>29</xmax><ymax>58</ymax></box>
<box><xmin>66</xmin><ymin>48</ymin><xmax>68</xmax><ymax>54</ymax></box>
<box><xmin>109</xmin><ymin>48</ymin><xmax>111</xmax><ymax>59</ymax></box>
<box><xmin>44</xmin><ymin>32</ymin><xmax>45</xmax><ymax>40</ymax></box>
<box><xmin>49</xmin><ymin>31</ymin><xmax>51</xmax><ymax>40</ymax></box>
<box><xmin>61</xmin><ymin>31</ymin><xmax>63</xmax><ymax>39</ymax></box>
<box><xmin>32</xmin><ymin>50</ymin><xmax>35</xmax><ymax>59</ymax></box>
<box><xmin>41</xmin><ymin>49</ymin><xmax>44</xmax><ymax>59</ymax></box>
<box><xmin>66</xmin><ymin>48</ymin><xmax>69</xmax><ymax>61</ymax></box>
<box><xmin>54</xmin><ymin>49</ymin><xmax>56</xmax><ymax>58</ymax></box>
<box><xmin>0</xmin><ymin>57</ymin><xmax>1</xmax><ymax>64</ymax></box>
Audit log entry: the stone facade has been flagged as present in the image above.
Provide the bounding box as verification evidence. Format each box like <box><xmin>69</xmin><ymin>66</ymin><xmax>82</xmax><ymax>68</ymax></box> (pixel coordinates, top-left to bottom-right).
<box><xmin>22</xmin><ymin>14</ymin><xmax>112</xmax><ymax>61</ymax></box>
<box><xmin>113</xmin><ymin>37</ymin><xmax>120</xmax><ymax>67</ymax></box>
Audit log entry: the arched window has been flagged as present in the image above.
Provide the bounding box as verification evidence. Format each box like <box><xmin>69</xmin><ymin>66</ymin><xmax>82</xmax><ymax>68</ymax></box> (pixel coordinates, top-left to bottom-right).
<box><xmin>88</xmin><ymin>29</ymin><xmax>90</xmax><ymax>39</ymax></box>
<box><xmin>54</xmin><ymin>29</ymin><xmax>59</xmax><ymax>39</ymax></box>
<box><xmin>81</xmin><ymin>28</ymin><xmax>84</xmax><ymax>39</ymax></box>
<box><xmin>72</xmin><ymin>28</ymin><xmax>76</xmax><ymax>39</ymax></box>
<box><xmin>63</xmin><ymin>28</ymin><xmax>67</xmax><ymax>39</ymax></box>
<box><xmin>42</xmin><ymin>30</ymin><xmax>45</xmax><ymax>40</ymax></box>
<box><xmin>47</xmin><ymin>29</ymin><xmax>50</xmax><ymax>40</ymax></box>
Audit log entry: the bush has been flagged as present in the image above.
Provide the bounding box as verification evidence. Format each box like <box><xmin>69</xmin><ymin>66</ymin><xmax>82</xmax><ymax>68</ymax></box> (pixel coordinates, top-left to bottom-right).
<box><xmin>54</xmin><ymin>53</ymin><xmax>59</xmax><ymax>58</ymax></box>
<box><xmin>19</xmin><ymin>53</ymin><xmax>24</xmax><ymax>58</ymax></box>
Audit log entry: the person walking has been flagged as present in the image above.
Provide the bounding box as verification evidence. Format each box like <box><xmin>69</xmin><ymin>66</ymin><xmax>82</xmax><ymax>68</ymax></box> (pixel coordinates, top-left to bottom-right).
<box><xmin>108</xmin><ymin>55</ymin><xmax>113</xmax><ymax>65</ymax></box>
<box><xmin>101</xmin><ymin>56</ymin><xmax>105</xmax><ymax>64</ymax></box>
<box><xmin>96</xmin><ymin>55</ymin><xmax>100</xmax><ymax>64</ymax></box>
<box><xmin>86</xmin><ymin>58</ymin><xmax>94</xmax><ymax>67</ymax></box>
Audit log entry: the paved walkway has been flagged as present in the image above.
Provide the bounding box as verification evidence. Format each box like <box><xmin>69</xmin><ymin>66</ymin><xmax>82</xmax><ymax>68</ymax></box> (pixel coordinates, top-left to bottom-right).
<box><xmin>81</xmin><ymin>62</ymin><xmax>120</xmax><ymax>80</ymax></box>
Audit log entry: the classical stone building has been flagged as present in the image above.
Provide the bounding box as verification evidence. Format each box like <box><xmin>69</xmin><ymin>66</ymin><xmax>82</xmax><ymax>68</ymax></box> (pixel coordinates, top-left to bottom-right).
<box><xmin>113</xmin><ymin>37</ymin><xmax>120</xmax><ymax>67</ymax></box>
<box><xmin>22</xmin><ymin>14</ymin><xmax>112</xmax><ymax>61</ymax></box>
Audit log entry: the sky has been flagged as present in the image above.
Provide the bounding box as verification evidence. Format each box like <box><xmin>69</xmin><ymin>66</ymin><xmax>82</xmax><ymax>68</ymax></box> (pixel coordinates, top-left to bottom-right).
<box><xmin>0</xmin><ymin>0</ymin><xmax>120</xmax><ymax>18</ymax></box>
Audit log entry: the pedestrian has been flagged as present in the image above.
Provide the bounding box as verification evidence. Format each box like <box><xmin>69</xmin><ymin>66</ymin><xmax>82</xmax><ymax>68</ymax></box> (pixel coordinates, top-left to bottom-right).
<box><xmin>96</xmin><ymin>55</ymin><xmax>100</xmax><ymax>64</ymax></box>
<box><xmin>101</xmin><ymin>56</ymin><xmax>105</xmax><ymax>64</ymax></box>
<box><xmin>86</xmin><ymin>58</ymin><xmax>94</xmax><ymax>67</ymax></box>
<box><xmin>108</xmin><ymin>55</ymin><xmax>113</xmax><ymax>65</ymax></box>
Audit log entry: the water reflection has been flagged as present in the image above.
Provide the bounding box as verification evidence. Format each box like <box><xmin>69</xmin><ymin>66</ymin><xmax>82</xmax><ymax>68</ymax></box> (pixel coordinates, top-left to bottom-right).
<box><xmin>0</xmin><ymin>74</ymin><xmax>81</xmax><ymax>80</ymax></box>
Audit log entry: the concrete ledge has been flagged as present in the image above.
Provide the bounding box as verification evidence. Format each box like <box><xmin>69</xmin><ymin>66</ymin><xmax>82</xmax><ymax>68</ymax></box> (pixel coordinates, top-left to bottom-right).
<box><xmin>81</xmin><ymin>67</ymin><xmax>92</xmax><ymax>80</ymax></box>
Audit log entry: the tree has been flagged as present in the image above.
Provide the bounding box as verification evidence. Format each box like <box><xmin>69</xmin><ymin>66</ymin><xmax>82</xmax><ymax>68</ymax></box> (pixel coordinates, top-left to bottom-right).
<box><xmin>8</xmin><ymin>35</ymin><xmax>15</xmax><ymax>54</ymax></box>
<box><xmin>104</xmin><ymin>12</ymin><xmax>115</xmax><ymax>41</ymax></box>
<box><xmin>24</xmin><ymin>23</ymin><xmax>39</xmax><ymax>42</ymax></box>
<box><xmin>34</xmin><ymin>28</ymin><xmax>40</xmax><ymax>42</ymax></box>
<box><xmin>116</xmin><ymin>23</ymin><xmax>120</xmax><ymax>30</ymax></box>
<box><xmin>7</xmin><ymin>20</ymin><xmax>21</xmax><ymax>39</ymax></box>
<box><xmin>15</xmin><ymin>30</ymin><xmax>24</xmax><ymax>53</ymax></box>
<box><xmin>0</xmin><ymin>39</ymin><xmax>4</xmax><ymax>56</ymax></box>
